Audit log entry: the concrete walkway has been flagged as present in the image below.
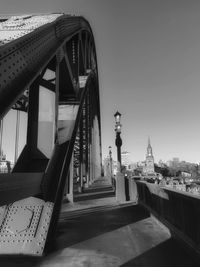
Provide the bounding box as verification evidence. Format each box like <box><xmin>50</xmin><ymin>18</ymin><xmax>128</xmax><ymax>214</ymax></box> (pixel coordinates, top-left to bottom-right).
<box><xmin>0</xmin><ymin>176</ymin><xmax>198</xmax><ymax>266</ymax></box>
<box><xmin>1</xmin><ymin>200</ymin><xmax>199</xmax><ymax>267</ymax></box>
<box><xmin>61</xmin><ymin>196</ymin><xmax>134</xmax><ymax>212</ymax></box>
<box><xmin>43</xmin><ymin>217</ymin><xmax>171</xmax><ymax>266</ymax></box>
<box><xmin>73</xmin><ymin>176</ymin><xmax>115</xmax><ymax>201</ymax></box>
<box><xmin>42</xmin><ymin>203</ymin><xmax>199</xmax><ymax>267</ymax></box>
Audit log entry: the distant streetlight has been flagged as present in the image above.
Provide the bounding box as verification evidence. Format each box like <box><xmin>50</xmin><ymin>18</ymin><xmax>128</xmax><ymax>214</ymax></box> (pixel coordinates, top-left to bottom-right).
<box><xmin>114</xmin><ymin>111</ymin><xmax>121</xmax><ymax>124</ymax></box>
<box><xmin>114</xmin><ymin>111</ymin><xmax>122</xmax><ymax>171</ymax></box>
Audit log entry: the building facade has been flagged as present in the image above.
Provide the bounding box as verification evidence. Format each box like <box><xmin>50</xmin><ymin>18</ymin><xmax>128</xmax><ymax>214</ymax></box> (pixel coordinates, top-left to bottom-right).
<box><xmin>121</xmin><ymin>151</ymin><xmax>131</xmax><ymax>169</ymax></box>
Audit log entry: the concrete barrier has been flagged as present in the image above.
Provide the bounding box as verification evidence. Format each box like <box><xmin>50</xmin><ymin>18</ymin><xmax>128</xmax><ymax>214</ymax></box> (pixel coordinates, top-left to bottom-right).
<box><xmin>115</xmin><ymin>172</ymin><xmax>126</xmax><ymax>203</ymax></box>
<box><xmin>136</xmin><ymin>180</ymin><xmax>200</xmax><ymax>258</ymax></box>
<box><xmin>128</xmin><ymin>177</ymin><xmax>138</xmax><ymax>202</ymax></box>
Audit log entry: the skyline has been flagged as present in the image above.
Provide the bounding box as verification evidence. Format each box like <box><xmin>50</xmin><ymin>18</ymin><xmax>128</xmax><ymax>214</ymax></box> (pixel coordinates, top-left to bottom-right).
<box><xmin>105</xmin><ymin>138</ymin><xmax>200</xmax><ymax>165</ymax></box>
<box><xmin>1</xmin><ymin>1</ymin><xmax>200</xmax><ymax>163</ymax></box>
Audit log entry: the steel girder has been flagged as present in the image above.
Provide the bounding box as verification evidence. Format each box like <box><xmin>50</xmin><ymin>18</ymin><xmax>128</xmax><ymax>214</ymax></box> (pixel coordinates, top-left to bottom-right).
<box><xmin>0</xmin><ymin>14</ymin><xmax>102</xmax><ymax>256</ymax></box>
<box><xmin>0</xmin><ymin>14</ymin><xmax>95</xmax><ymax>118</ymax></box>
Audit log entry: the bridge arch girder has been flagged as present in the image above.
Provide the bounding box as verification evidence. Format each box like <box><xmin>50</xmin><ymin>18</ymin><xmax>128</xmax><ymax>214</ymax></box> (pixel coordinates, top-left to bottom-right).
<box><xmin>0</xmin><ymin>14</ymin><xmax>102</xmax><ymax>256</ymax></box>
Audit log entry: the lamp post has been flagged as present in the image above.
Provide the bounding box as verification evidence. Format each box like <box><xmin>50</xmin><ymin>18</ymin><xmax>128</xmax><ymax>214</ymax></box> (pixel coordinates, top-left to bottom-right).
<box><xmin>114</xmin><ymin>111</ymin><xmax>122</xmax><ymax>171</ymax></box>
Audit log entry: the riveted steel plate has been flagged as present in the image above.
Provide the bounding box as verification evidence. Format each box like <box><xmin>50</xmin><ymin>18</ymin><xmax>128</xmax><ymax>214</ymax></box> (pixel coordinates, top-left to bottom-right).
<box><xmin>0</xmin><ymin>197</ymin><xmax>54</xmax><ymax>256</ymax></box>
<box><xmin>0</xmin><ymin>14</ymin><xmax>62</xmax><ymax>46</ymax></box>
<box><xmin>6</xmin><ymin>207</ymin><xmax>33</xmax><ymax>235</ymax></box>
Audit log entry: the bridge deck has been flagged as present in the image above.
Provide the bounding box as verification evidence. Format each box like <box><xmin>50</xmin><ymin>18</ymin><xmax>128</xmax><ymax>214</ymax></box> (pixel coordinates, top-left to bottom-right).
<box><xmin>0</xmin><ymin>198</ymin><xmax>198</xmax><ymax>267</ymax></box>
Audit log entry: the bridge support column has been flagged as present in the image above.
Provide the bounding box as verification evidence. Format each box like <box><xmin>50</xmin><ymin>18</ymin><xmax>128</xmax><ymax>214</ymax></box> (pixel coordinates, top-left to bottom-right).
<box><xmin>66</xmin><ymin>152</ymin><xmax>74</xmax><ymax>203</ymax></box>
<box><xmin>89</xmin><ymin>142</ymin><xmax>93</xmax><ymax>185</ymax></box>
<box><xmin>92</xmin><ymin>115</ymin><xmax>101</xmax><ymax>181</ymax></box>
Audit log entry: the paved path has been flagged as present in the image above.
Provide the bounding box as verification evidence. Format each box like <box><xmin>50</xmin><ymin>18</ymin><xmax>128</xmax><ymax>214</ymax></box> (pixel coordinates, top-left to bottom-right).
<box><xmin>61</xmin><ymin>196</ymin><xmax>134</xmax><ymax>212</ymax></box>
<box><xmin>1</xmin><ymin>202</ymin><xmax>199</xmax><ymax>266</ymax></box>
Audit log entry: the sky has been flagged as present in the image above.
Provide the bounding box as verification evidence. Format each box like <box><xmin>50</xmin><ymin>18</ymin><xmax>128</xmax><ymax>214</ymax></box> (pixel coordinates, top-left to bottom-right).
<box><xmin>1</xmin><ymin>0</ymin><xmax>200</xmax><ymax>163</ymax></box>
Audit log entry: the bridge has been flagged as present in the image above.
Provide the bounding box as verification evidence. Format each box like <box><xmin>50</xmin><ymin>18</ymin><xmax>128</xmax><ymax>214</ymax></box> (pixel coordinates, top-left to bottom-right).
<box><xmin>0</xmin><ymin>14</ymin><xmax>199</xmax><ymax>266</ymax></box>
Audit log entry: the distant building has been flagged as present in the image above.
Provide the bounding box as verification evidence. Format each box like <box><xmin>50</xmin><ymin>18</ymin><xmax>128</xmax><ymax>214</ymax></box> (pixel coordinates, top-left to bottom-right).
<box><xmin>172</xmin><ymin>157</ymin><xmax>180</xmax><ymax>169</ymax></box>
<box><xmin>166</xmin><ymin>160</ymin><xmax>172</xmax><ymax>167</ymax></box>
<box><xmin>158</xmin><ymin>159</ymin><xmax>165</xmax><ymax>168</ymax></box>
<box><xmin>181</xmin><ymin>171</ymin><xmax>192</xmax><ymax>178</ymax></box>
<box><xmin>121</xmin><ymin>151</ymin><xmax>131</xmax><ymax>169</ymax></box>
<box><xmin>166</xmin><ymin>158</ymin><xmax>180</xmax><ymax>168</ymax></box>
<box><xmin>0</xmin><ymin>154</ymin><xmax>11</xmax><ymax>173</ymax></box>
<box><xmin>129</xmin><ymin>162</ymin><xmax>138</xmax><ymax>171</ymax></box>
<box><xmin>198</xmin><ymin>163</ymin><xmax>200</xmax><ymax>174</ymax></box>
<box><xmin>143</xmin><ymin>137</ymin><xmax>155</xmax><ymax>175</ymax></box>
<box><xmin>173</xmin><ymin>157</ymin><xmax>180</xmax><ymax>163</ymax></box>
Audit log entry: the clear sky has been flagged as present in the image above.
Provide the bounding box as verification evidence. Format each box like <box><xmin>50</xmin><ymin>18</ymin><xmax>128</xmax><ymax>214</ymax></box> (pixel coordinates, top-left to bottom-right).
<box><xmin>1</xmin><ymin>0</ymin><xmax>200</xmax><ymax>163</ymax></box>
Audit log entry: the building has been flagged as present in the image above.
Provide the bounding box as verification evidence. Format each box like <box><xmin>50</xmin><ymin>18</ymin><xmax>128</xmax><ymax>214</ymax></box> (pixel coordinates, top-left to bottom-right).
<box><xmin>121</xmin><ymin>151</ymin><xmax>131</xmax><ymax>169</ymax></box>
<box><xmin>0</xmin><ymin>154</ymin><xmax>11</xmax><ymax>173</ymax></box>
<box><xmin>143</xmin><ymin>137</ymin><xmax>155</xmax><ymax>175</ymax></box>
<box><xmin>158</xmin><ymin>159</ymin><xmax>166</xmax><ymax>168</ymax></box>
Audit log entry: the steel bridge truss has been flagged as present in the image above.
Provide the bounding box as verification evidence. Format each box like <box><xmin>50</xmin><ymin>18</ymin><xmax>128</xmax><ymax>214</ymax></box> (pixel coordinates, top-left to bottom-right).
<box><xmin>0</xmin><ymin>14</ymin><xmax>102</xmax><ymax>256</ymax></box>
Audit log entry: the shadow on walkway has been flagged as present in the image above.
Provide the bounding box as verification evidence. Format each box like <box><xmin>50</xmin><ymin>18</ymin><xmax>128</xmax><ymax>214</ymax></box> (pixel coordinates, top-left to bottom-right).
<box><xmin>121</xmin><ymin>237</ymin><xmax>199</xmax><ymax>267</ymax></box>
<box><xmin>54</xmin><ymin>204</ymin><xmax>149</xmax><ymax>251</ymax></box>
<box><xmin>0</xmin><ymin>204</ymin><xmax>199</xmax><ymax>267</ymax></box>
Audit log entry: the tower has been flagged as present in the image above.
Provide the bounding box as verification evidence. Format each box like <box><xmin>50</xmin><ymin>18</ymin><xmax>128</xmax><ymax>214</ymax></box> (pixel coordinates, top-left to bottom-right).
<box><xmin>144</xmin><ymin>137</ymin><xmax>155</xmax><ymax>174</ymax></box>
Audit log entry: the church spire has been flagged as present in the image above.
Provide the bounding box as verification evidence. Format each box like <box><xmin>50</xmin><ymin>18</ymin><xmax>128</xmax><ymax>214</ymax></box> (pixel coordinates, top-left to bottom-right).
<box><xmin>147</xmin><ymin>136</ymin><xmax>153</xmax><ymax>156</ymax></box>
<box><xmin>144</xmin><ymin>136</ymin><xmax>155</xmax><ymax>175</ymax></box>
<box><xmin>148</xmin><ymin>136</ymin><xmax>151</xmax><ymax>147</ymax></box>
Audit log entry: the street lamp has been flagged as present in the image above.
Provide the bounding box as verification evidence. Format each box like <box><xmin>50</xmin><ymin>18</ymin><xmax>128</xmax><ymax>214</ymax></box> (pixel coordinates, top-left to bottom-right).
<box><xmin>114</xmin><ymin>111</ymin><xmax>122</xmax><ymax>171</ymax></box>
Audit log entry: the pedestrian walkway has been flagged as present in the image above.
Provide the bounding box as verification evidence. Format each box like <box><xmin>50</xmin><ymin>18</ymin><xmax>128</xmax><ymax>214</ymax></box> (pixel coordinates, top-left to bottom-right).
<box><xmin>0</xmin><ymin>178</ymin><xmax>199</xmax><ymax>267</ymax></box>
<box><xmin>73</xmin><ymin>176</ymin><xmax>115</xmax><ymax>202</ymax></box>
<box><xmin>45</xmin><ymin>199</ymin><xmax>199</xmax><ymax>267</ymax></box>
<box><xmin>89</xmin><ymin>176</ymin><xmax>112</xmax><ymax>187</ymax></box>
<box><xmin>1</xmin><ymin>198</ymin><xmax>199</xmax><ymax>267</ymax></box>
<box><xmin>60</xmin><ymin>196</ymin><xmax>135</xmax><ymax>219</ymax></box>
